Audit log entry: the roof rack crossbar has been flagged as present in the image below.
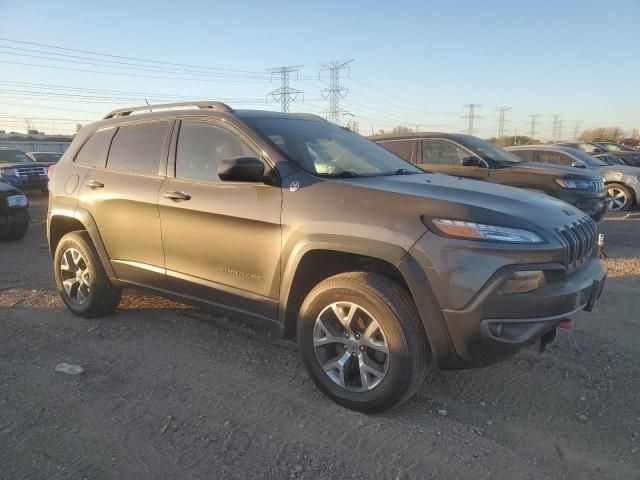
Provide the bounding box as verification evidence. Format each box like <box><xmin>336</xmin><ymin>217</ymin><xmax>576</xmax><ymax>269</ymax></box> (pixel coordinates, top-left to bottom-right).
<box><xmin>103</xmin><ymin>101</ymin><xmax>233</xmax><ymax>119</ymax></box>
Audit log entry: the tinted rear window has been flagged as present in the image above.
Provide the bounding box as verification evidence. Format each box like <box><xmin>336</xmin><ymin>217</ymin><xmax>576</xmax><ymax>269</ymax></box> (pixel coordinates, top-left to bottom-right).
<box><xmin>0</xmin><ymin>150</ymin><xmax>30</xmax><ymax>163</ymax></box>
<box><xmin>75</xmin><ymin>128</ymin><xmax>115</xmax><ymax>167</ymax></box>
<box><xmin>106</xmin><ymin>121</ymin><xmax>169</xmax><ymax>175</ymax></box>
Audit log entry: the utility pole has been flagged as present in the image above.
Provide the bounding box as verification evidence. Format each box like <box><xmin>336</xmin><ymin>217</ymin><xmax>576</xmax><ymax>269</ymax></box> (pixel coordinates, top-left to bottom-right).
<box><xmin>463</xmin><ymin>104</ymin><xmax>482</xmax><ymax>135</ymax></box>
<box><xmin>557</xmin><ymin>119</ymin><xmax>564</xmax><ymax>141</ymax></box>
<box><xmin>496</xmin><ymin>106</ymin><xmax>512</xmax><ymax>138</ymax></box>
<box><xmin>267</xmin><ymin>65</ymin><xmax>303</xmax><ymax>113</ymax></box>
<box><xmin>527</xmin><ymin>114</ymin><xmax>540</xmax><ymax>141</ymax></box>
<box><xmin>573</xmin><ymin>121</ymin><xmax>582</xmax><ymax>141</ymax></box>
<box><xmin>320</xmin><ymin>60</ymin><xmax>354</xmax><ymax>124</ymax></box>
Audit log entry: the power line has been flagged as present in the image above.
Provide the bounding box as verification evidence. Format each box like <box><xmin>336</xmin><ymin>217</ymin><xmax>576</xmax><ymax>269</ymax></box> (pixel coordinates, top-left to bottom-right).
<box><xmin>267</xmin><ymin>65</ymin><xmax>303</xmax><ymax>113</ymax></box>
<box><xmin>528</xmin><ymin>114</ymin><xmax>541</xmax><ymax>141</ymax></box>
<box><xmin>496</xmin><ymin>106</ymin><xmax>512</xmax><ymax>138</ymax></box>
<box><xmin>0</xmin><ymin>37</ymin><xmax>270</xmax><ymax>75</ymax></box>
<box><xmin>319</xmin><ymin>60</ymin><xmax>354</xmax><ymax>124</ymax></box>
<box><xmin>462</xmin><ymin>104</ymin><xmax>482</xmax><ymax>135</ymax></box>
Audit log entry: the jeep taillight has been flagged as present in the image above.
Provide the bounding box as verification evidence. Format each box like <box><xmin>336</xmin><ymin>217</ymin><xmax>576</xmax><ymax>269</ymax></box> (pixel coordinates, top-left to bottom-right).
<box><xmin>47</xmin><ymin>164</ymin><xmax>55</xmax><ymax>179</ymax></box>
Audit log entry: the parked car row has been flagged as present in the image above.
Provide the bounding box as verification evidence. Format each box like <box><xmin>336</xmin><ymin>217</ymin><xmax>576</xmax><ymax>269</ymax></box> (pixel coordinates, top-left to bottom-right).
<box><xmin>372</xmin><ymin>133</ymin><xmax>640</xmax><ymax>213</ymax></box>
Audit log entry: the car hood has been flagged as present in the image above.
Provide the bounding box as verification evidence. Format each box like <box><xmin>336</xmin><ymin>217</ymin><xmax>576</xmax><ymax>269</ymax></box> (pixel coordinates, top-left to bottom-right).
<box><xmin>339</xmin><ymin>172</ymin><xmax>583</xmax><ymax>232</ymax></box>
<box><xmin>502</xmin><ymin>162</ymin><xmax>599</xmax><ymax>178</ymax></box>
<box><xmin>594</xmin><ymin>164</ymin><xmax>640</xmax><ymax>175</ymax></box>
<box><xmin>0</xmin><ymin>181</ymin><xmax>23</xmax><ymax>195</ymax></box>
<box><xmin>0</xmin><ymin>162</ymin><xmax>50</xmax><ymax>169</ymax></box>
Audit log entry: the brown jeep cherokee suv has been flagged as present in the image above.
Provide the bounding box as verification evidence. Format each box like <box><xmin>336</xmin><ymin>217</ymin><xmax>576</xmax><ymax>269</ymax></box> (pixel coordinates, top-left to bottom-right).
<box><xmin>47</xmin><ymin>102</ymin><xmax>606</xmax><ymax>412</ymax></box>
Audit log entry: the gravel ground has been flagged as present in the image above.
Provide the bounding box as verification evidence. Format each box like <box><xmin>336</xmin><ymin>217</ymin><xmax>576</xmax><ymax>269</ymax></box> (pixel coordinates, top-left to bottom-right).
<box><xmin>1</xmin><ymin>196</ymin><xmax>639</xmax><ymax>479</ymax></box>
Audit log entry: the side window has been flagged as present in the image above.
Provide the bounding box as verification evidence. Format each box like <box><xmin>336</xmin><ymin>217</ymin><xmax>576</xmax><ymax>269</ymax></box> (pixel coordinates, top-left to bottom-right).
<box><xmin>511</xmin><ymin>150</ymin><xmax>535</xmax><ymax>162</ymax></box>
<box><xmin>74</xmin><ymin>128</ymin><xmax>116</xmax><ymax>167</ymax></box>
<box><xmin>539</xmin><ymin>151</ymin><xmax>574</xmax><ymax>166</ymax></box>
<box><xmin>106</xmin><ymin>121</ymin><xmax>169</xmax><ymax>175</ymax></box>
<box><xmin>378</xmin><ymin>140</ymin><xmax>414</xmax><ymax>162</ymax></box>
<box><xmin>421</xmin><ymin>139</ymin><xmax>470</xmax><ymax>165</ymax></box>
<box><xmin>175</xmin><ymin>121</ymin><xmax>256</xmax><ymax>183</ymax></box>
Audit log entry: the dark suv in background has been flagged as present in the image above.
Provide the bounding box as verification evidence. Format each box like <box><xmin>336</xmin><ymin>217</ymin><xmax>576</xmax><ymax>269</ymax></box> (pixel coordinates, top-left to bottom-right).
<box><xmin>370</xmin><ymin>133</ymin><xmax>607</xmax><ymax>221</ymax></box>
<box><xmin>0</xmin><ymin>149</ymin><xmax>50</xmax><ymax>194</ymax></box>
<box><xmin>47</xmin><ymin>102</ymin><xmax>606</xmax><ymax>412</ymax></box>
<box><xmin>0</xmin><ymin>181</ymin><xmax>29</xmax><ymax>240</ymax></box>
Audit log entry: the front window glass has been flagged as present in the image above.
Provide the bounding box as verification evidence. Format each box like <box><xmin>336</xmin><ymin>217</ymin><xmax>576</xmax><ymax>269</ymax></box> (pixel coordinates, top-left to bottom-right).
<box><xmin>561</xmin><ymin>147</ymin><xmax>608</xmax><ymax>166</ymax></box>
<box><xmin>0</xmin><ymin>150</ymin><xmax>30</xmax><ymax>163</ymax></box>
<box><xmin>241</xmin><ymin>117</ymin><xmax>422</xmax><ymax>177</ymax></box>
<box><xmin>452</xmin><ymin>134</ymin><xmax>523</xmax><ymax>165</ymax></box>
<box><xmin>421</xmin><ymin>139</ymin><xmax>473</xmax><ymax>165</ymax></box>
<box><xmin>175</xmin><ymin>121</ymin><xmax>257</xmax><ymax>183</ymax></box>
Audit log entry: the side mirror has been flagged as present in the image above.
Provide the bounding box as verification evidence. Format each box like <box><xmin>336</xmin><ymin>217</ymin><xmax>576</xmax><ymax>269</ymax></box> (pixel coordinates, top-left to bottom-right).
<box><xmin>462</xmin><ymin>156</ymin><xmax>483</xmax><ymax>167</ymax></box>
<box><xmin>571</xmin><ymin>161</ymin><xmax>587</xmax><ymax>169</ymax></box>
<box><xmin>218</xmin><ymin>156</ymin><xmax>265</xmax><ymax>182</ymax></box>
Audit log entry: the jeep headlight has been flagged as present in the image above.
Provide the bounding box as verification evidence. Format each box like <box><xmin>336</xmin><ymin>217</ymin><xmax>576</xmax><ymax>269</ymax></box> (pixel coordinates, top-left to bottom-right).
<box><xmin>431</xmin><ymin>219</ymin><xmax>545</xmax><ymax>244</ymax></box>
<box><xmin>554</xmin><ymin>178</ymin><xmax>594</xmax><ymax>189</ymax></box>
<box><xmin>7</xmin><ymin>194</ymin><xmax>28</xmax><ymax>208</ymax></box>
<box><xmin>1</xmin><ymin>168</ymin><xmax>17</xmax><ymax>176</ymax></box>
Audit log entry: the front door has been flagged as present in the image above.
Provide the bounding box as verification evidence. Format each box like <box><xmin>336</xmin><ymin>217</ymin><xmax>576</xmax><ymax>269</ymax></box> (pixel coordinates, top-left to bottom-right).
<box><xmin>419</xmin><ymin>138</ymin><xmax>489</xmax><ymax>180</ymax></box>
<box><xmin>158</xmin><ymin>119</ymin><xmax>282</xmax><ymax>321</ymax></box>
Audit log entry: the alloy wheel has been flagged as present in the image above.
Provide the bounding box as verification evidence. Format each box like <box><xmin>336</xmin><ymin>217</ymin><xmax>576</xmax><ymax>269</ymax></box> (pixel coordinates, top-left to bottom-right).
<box><xmin>59</xmin><ymin>248</ymin><xmax>91</xmax><ymax>304</ymax></box>
<box><xmin>607</xmin><ymin>186</ymin><xmax>629</xmax><ymax>211</ymax></box>
<box><xmin>313</xmin><ymin>302</ymin><xmax>389</xmax><ymax>392</ymax></box>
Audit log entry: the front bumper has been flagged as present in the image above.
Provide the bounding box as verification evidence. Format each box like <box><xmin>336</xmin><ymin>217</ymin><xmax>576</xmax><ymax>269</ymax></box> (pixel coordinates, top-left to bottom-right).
<box><xmin>0</xmin><ymin>208</ymin><xmax>29</xmax><ymax>236</ymax></box>
<box><xmin>440</xmin><ymin>259</ymin><xmax>606</xmax><ymax>368</ymax></box>
<box><xmin>400</xmin><ymin>229</ymin><xmax>606</xmax><ymax>370</ymax></box>
<box><xmin>0</xmin><ymin>175</ymin><xmax>48</xmax><ymax>189</ymax></box>
<box><xmin>558</xmin><ymin>191</ymin><xmax>607</xmax><ymax>222</ymax></box>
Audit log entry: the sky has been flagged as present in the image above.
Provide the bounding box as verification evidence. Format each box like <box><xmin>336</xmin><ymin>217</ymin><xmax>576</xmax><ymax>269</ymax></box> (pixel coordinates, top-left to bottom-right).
<box><xmin>0</xmin><ymin>0</ymin><xmax>638</xmax><ymax>139</ymax></box>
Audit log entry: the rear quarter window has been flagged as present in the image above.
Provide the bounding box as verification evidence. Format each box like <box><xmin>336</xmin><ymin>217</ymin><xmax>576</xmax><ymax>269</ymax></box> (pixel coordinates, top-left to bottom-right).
<box><xmin>106</xmin><ymin>121</ymin><xmax>169</xmax><ymax>175</ymax></box>
<box><xmin>377</xmin><ymin>140</ymin><xmax>414</xmax><ymax>162</ymax></box>
<box><xmin>75</xmin><ymin>128</ymin><xmax>116</xmax><ymax>167</ymax></box>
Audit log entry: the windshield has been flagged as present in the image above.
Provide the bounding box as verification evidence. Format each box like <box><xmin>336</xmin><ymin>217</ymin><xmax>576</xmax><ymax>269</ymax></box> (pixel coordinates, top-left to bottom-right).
<box><xmin>31</xmin><ymin>152</ymin><xmax>62</xmax><ymax>162</ymax></box>
<box><xmin>598</xmin><ymin>143</ymin><xmax>633</xmax><ymax>152</ymax></box>
<box><xmin>563</xmin><ymin>147</ymin><xmax>608</xmax><ymax>167</ymax></box>
<box><xmin>241</xmin><ymin>117</ymin><xmax>423</xmax><ymax>177</ymax></box>
<box><xmin>0</xmin><ymin>150</ymin><xmax>30</xmax><ymax>164</ymax></box>
<box><xmin>452</xmin><ymin>134</ymin><xmax>524</xmax><ymax>165</ymax></box>
<box><xmin>596</xmin><ymin>154</ymin><xmax>627</xmax><ymax>166</ymax></box>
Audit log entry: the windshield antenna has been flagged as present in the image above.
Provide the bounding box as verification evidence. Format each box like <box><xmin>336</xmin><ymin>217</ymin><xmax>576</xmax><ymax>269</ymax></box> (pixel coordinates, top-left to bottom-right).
<box><xmin>145</xmin><ymin>98</ymin><xmax>153</xmax><ymax>112</ymax></box>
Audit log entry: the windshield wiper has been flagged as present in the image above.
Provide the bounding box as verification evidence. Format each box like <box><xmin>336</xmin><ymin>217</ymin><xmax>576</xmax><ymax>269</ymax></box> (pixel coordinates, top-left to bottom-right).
<box><xmin>379</xmin><ymin>168</ymin><xmax>420</xmax><ymax>176</ymax></box>
<box><xmin>317</xmin><ymin>170</ymin><xmax>361</xmax><ymax>178</ymax></box>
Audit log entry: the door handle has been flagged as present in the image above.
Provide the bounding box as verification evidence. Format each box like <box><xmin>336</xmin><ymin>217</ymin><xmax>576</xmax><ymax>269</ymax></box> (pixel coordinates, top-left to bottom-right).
<box><xmin>86</xmin><ymin>180</ymin><xmax>104</xmax><ymax>189</ymax></box>
<box><xmin>164</xmin><ymin>191</ymin><xmax>191</xmax><ymax>201</ymax></box>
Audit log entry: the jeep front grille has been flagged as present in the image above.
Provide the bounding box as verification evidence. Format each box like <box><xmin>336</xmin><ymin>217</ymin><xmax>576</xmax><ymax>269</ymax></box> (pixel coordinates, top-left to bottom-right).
<box><xmin>15</xmin><ymin>166</ymin><xmax>47</xmax><ymax>177</ymax></box>
<box><xmin>557</xmin><ymin>215</ymin><xmax>598</xmax><ymax>270</ymax></box>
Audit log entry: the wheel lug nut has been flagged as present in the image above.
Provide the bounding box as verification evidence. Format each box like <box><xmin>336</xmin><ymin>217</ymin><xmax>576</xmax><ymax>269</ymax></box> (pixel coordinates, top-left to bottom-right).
<box><xmin>355</xmin><ymin>334</ymin><xmax>360</xmax><ymax>340</ymax></box>
<box><xmin>359</xmin><ymin>345</ymin><xmax>365</xmax><ymax>351</ymax></box>
<box><xmin>344</xmin><ymin>344</ymin><xmax>348</xmax><ymax>349</ymax></box>
<box><xmin>352</xmin><ymin>353</ymin><xmax>357</xmax><ymax>357</ymax></box>
<box><xmin>345</xmin><ymin>333</ymin><xmax>350</xmax><ymax>338</ymax></box>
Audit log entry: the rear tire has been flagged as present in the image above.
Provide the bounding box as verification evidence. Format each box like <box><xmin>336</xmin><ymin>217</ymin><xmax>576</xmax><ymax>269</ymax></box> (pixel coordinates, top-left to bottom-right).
<box><xmin>54</xmin><ymin>231</ymin><xmax>121</xmax><ymax>318</ymax></box>
<box><xmin>4</xmin><ymin>221</ymin><xmax>28</xmax><ymax>241</ymax></box>
<box><xmin>297</xmin><ymin>272</ymin><xmax>429</xmax><ymax>413</ymax></box>
<box><xmin>606</xmin><ymin>183</ymin><xmax>633</xmax><ymax>212</ymax></box>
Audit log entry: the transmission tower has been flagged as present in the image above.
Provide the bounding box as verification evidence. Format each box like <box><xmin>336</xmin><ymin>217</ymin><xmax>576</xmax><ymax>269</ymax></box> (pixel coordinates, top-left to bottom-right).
<box><xmin>527</xmin><ymin>114</ymin><xmax>540</xmax><ymax>141</ymax></box>
<box><xmin>573</xmin><ymin>121</ymin><xmax>582</xmax><ymax>141</ymax></box>
<box><xmin>551</xmin><ymin>114</ymin><xmax>562</xmax><ymax>141</ymax></box>
<box><xmin>496</xmin><ymin>106</ymin><xmax>512</xmax><ymax>138</ymax></box>
<box><xmin>267</xmin><ymin>65</ymin><xmax>303</xmax><ymax>113</ymax></box>
<box><xmin>557</xmin><ymin>119</ymin><xmax>564</xmax><ymax>141</ymax></box>
<box><xmin>319</xmin><ymin>59</ymin><xmax>354</xmax><ymax>124</ymax></box>
<box><xmin>463</xmin><ymin>104</ymin><xmax>482</xmax><ymax>135</ymax></box>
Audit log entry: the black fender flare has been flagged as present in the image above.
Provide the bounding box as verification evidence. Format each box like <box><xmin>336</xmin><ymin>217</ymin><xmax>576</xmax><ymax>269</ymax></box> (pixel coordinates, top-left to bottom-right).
<box><xmin>48</xmin><ymin>206</ymin><xmax>116</xmax><ymax>279</ymax></box>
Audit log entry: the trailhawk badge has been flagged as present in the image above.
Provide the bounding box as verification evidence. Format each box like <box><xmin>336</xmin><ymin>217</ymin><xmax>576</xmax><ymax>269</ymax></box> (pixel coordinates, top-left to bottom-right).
<box><xmin>289</xmin><ymin>181</ymin><xmax>300</xmax><ymax>192</ymax></box>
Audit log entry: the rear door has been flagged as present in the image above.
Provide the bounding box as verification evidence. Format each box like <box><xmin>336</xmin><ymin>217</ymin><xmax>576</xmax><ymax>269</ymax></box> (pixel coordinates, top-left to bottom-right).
<box><xmin>376</xmin><ymin>139</ymin><xmax>416</xmax><ymax>163</ymax></box>
<box><xmin>77</xmin><ymin>119</ymin><xmax>172</xmax><ymax>288</ymax></box>
<box><xmin>158</xmin><ymin>119</ymin><xmax>282</xmax><ymax>321</ymax></box>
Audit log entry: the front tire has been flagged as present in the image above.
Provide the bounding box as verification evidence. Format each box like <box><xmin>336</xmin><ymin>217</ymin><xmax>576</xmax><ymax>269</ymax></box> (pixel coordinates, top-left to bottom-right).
<box><xmin>297</xmin><ymin>272</ymin><xmax>429</xmax><ymax>413</ymax></box>
<box><xmin>54</xmin><ymin>231</ymin><xmax>121</xmax><ymax>318</ymax></box>
<box><xmin>606</xmin><ymin>183</ymin><xmax>633</xmax><ymax>212</ymax></box>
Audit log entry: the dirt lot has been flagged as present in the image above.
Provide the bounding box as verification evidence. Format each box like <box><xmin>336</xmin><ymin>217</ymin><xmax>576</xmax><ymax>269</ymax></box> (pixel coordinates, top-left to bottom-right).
<box><xmin>1</xmin><ymin>196</ymin><xmax>639</xmax><ymax>480</ymax></box>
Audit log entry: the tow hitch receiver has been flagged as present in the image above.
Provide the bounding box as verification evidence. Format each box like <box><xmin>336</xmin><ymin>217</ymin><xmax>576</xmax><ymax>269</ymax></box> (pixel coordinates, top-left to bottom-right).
<box><xmin>539</xmin><ymin>328</ymin><xmax>557</xmax><ymax>353</ymax></box>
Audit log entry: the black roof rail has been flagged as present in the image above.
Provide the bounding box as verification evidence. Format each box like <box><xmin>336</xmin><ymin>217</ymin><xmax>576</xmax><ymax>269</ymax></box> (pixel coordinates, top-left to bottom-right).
<box><xmin>103</xmin><ymin>101</ymin><xmax>233</xmax><ymax>119</ymax></box>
